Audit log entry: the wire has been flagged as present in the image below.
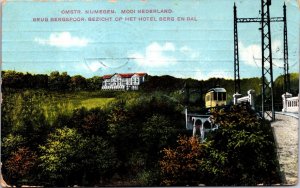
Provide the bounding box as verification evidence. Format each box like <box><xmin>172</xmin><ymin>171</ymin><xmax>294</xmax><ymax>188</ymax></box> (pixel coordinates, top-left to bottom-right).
<box><xmin>84</xmin><ymin>58</ymin><xmax>131</xmax><ymax>71</ymax></box>
<box><xmin>252</xmin><ymin>55</ymin><xmax>261</xmax><ymax>68</ymax></box>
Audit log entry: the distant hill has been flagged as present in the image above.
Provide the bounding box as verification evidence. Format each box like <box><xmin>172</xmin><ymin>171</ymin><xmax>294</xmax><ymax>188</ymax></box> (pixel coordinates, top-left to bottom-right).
<box><xmin>2</xmin><ymin>70</ymin><xmax>298</xmax><ymax>100</ymax></box>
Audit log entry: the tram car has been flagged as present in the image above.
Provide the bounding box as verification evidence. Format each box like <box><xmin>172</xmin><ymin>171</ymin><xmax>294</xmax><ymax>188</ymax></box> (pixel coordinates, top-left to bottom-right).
<box><xmin>185</xmin><ymin>87</ymin><xmax>227</xmax><ymax>141</ymax></box>
<box><xmin>205</xmin><ymin>87</ymin><xmax>227</xmax><ymax>108</ymax></box>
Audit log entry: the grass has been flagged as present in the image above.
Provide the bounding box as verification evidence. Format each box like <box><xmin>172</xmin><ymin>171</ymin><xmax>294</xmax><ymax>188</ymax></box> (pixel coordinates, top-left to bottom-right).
<box><xmin>3</xmin><ymin>89</ymin><xmax>142</xmax><ymax>125</ymax></box>
<box><xmin>76</xmin><ymin>97</ymin><xmax>115</xmax><ymax>110</ymax></box>
<box><xmin>8</xmin><ymin>90</ymin><xmax>118</xmax><ymax>123</ymax></box>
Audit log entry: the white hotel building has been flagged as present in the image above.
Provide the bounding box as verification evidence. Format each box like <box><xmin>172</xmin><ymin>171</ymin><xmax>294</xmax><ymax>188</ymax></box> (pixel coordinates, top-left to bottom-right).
<box><xmin>101</xmin><ymin>73</ymin><xmax>147</xmax><ymax>90</ymax></box>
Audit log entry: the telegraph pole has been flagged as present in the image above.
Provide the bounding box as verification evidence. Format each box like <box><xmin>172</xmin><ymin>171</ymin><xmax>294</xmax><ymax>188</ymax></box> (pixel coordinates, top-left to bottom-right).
<box><xmin>283</xmin><ymin>3</ymin><xmax>290</xmax><ymax>93</ymax></box>
<box><xmin>233</xmin><ymin>0</ymin><xmax>289</xmax><ymax>121</ymax></box>
<box><xmin>233</xmin><ymin>3</ymin><xmax>240</xmax><ymax>94</ymax></box>
<box><xmin>261</xmin><ymin>0</ymin><xmax>275</xmax><ymax>121</ymax></box>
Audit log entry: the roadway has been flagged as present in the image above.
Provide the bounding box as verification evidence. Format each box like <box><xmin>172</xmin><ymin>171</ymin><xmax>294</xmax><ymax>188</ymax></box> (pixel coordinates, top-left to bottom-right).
<box><xmin>271</xmin><ymin>112</ymin><xmax>299</xmax><ymax>185</ymax></box>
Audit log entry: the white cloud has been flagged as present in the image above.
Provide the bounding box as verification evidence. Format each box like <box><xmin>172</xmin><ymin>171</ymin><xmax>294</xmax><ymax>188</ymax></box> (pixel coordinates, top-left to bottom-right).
<box><xmin>206</xmin><ymin>71</ymin><xmax>232</xmax><ymax>80</ymax></box>
<box><xmin>129</xmin><ymin>42</ymin><xmax>177</xmax><ymax>67</ymax></box>
<box><xmin>239</xmin><ymin>40</ymin><xmax>282</xmax><ymax>67</ymax></box>
<box><xmin>173</xmin><ymin>69</ymin><xmax>231</xmax><ymax>81</ymax></box>
<box><xmin>129</xmin><ymin>42</ymin><xmax>199</xmax><ymax>68</ymax></box>
<box><xmin>34</xmin><ymin>32</ymin><xmax>89</xmax><ymax>48</ymax></box>
<box><xmin>239</xmin><ymin>42</ymin><xmax>261</xmax><ymax>67</ymax></box>
<box><xmin>164</xmin><ymin>42</ymin><xmax>176</xmax><ymax>51</ymax></box>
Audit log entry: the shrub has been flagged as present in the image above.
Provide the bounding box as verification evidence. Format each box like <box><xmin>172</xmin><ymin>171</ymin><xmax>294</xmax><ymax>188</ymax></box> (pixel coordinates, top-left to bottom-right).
<box><xmin>160</xmin><ymin>135</ymin><xmax>204</xmax><ymax>186</ymax></box>
<box><xmin>200</xmin><ymin>104</ymin><xmax>281</xmax><ymax>185</ymax></box>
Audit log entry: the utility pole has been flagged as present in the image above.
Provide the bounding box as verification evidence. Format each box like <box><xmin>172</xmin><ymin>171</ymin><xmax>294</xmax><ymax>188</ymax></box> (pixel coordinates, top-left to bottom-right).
<box><xmin>261</xmin><ymin>0</ymin><xmax>275</xmax><ymax>121</ymax></box>
<box><xmin>233</xmin><ymin>3</ymin><xmax>240</xmax><ymax>94</ymax></box>
<box><xmin>283</xmin><ymin>3</ymin><xmax>290</xmax><ymax>93</ymax></box>
<box><xmin>233</xmin><ymin>0</ymin><xmax>289</xmax><ymax>121</ymax></box>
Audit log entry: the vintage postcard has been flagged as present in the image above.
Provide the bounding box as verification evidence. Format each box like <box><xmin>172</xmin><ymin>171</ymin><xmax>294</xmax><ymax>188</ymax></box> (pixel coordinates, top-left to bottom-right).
<box><xmin>0</xmin><ymin>0</ymin><xmax>299</xmax><ymax>186</ymax></box>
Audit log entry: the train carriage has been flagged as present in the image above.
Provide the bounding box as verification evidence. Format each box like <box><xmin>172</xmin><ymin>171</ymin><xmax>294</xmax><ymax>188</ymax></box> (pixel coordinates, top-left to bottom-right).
<box><xmin>205</xmin><ymin>88</ymin><xmax>227</xmax><ymax>108</ymax></box>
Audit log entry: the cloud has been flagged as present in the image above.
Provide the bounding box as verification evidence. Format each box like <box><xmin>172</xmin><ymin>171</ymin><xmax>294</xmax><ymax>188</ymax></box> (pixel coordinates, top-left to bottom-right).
<box><xmin>239</xmin><ymin>42</ymin><xmax>261</xmax><ymax>67</ymax></box>
<box><xmin>172</xmin><ymin>69</ymin><xmax>231</xmax><ymax>81</ymax></box>
<box><xmin>129</xmin><ymin>42</ymin><xmax>177</xmax><ymax>67</ymax></box>
<box><xmin>239</xmin><ymin>40</ymin><xmax>282</xmax><ymax>67</ymax></box>
<box><xmin>129</xmin><ymin>42</ymin><xmax>199</xmax><ymax>68</ymax></box>
<box><xmin>193</xmin><ymin>69</ymin><xmax>232</xmax><ymax>80</ymax></box>
<box><xmin>34</xmin><ymin>32</ymin><xmax>90</xmax><ymax>48</ymax></box>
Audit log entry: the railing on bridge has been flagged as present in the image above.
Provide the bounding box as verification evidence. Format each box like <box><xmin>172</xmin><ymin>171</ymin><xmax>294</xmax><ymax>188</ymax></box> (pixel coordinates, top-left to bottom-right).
<box><xmin>282</xmin><ymin>93</ymin><xmax>299</xmax><ymax>113</ymax></box>
<box><xmin>185</xmin><ymin>109</ymin><xmax>218</xmax><ymax>142</ymax></box>
<box><xmin>233</xmin><ymin>89</ymin><xmax>255</xmax><ymax>109</ymax></box>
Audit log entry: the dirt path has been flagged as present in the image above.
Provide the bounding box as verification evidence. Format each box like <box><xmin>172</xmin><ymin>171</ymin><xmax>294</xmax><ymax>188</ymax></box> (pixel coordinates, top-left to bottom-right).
<box><xmin>271</xmin><ymin>113</ymin><xmax>298</xmax><ymax>185</ymax></box>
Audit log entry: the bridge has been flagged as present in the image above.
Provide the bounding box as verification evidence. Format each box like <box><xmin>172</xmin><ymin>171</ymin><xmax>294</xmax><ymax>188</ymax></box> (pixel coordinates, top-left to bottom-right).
<box><xmin>282</xmin><ymin>93</ymin><xmax>299</xmax><ymax>113</ymax></box>
<box><xmin>186</xmin><ymin>91</ymin><xmax>299</xmax><ymax>142</ymax></box>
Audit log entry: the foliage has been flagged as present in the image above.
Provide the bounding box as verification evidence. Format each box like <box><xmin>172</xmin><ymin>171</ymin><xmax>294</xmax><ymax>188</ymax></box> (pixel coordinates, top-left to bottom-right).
<box><xmin>141</xmin><ymin>114</ymin><xmax>178</xmax><ymax>164</ymax></box>
<box><xmin>1</xmin><ymin>70</ymin><xmax>286</xmax><ymax>186</ymax></box>
<box><xmin>1</xmin><ymin>90</ymin><xmax>51</xmax><ymax>149</ymax></box>
<box><xmin>69</xmin><ymin>75</ymin><xmax>87</xmax><ymax>91</ymax></box>
<box><xmin>39</xmin><ymin>128</ymin><xmax>83</xmax><ymax>185</ymax></box>
<box><xmin>2</xmin><ymin>71</ymin><xmax>103</xmax><ymax>91</ymax></box>
<box><xmin>140</xmin><ymin>75</ymin><xmax>184</xmax><ymax>92</ymax></box>
<box><xmin>5</xmin><ymin>147</ymin><xmax>38</xmax><ymax>186</ymax></box>
<box><xmin>48</xmin><ymin>71</ymin><xmax>71</xmax><ymax>91</ymax></box>
<box><xmin>39</xmin><ymin>127</ymin><xmax>119</xmax><ymax>186</ymax></box>
<box><xmin>2</xmin><ymin>134</ymin><xmax>26</xmax><ymax>153</ymax></box>
<box><xmin>136</xmin><ymin>169</ymin><xmax>161</xmax><ymax>186</ymax></box>
<box><xmin>274</xmin><ymin>73</ymin><xmax>299</xmax><ymax>104</ymax></box>
<box><xmin>68</xmin><ymin>107</ymin><xmax>109</xmax><ymax>136</ymax></box>
<box><xmin>86</xmin><ymin>76</ymin><xmax>103</xmax><ymax>90</ymax></box>
<box><xmin>104</xmin><ymin>95</ymin><xmax>185</xmax><ymax>180</ymax></box>
<box><xmin>79</xmin><ymin>136</ymin><xmax>120</xmax><ymax>186</ymax></box>
<box><xmin>160</xmin><ymin>135</ymin><xmax>203</xmax><ymax>186</ymax></box>
<box><xmin>200</xmin><ymin>104</ymin><xmax>281</xmax><ymax>185</ymax></box>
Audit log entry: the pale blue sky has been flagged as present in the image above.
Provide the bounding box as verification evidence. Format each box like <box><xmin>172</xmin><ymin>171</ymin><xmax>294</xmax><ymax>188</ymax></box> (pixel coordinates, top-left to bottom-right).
<box><xmin>2</xmin><ymin>0</ymin><xmax>299</xmax><ymax>80</ymax></box>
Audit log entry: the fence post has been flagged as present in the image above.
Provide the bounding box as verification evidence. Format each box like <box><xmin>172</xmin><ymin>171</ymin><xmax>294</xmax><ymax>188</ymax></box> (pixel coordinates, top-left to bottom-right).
<box><xmin>282</xmin><ymin>92</ymin><xmax>292</xmax><ymax>112</ymax></box>
<box><xmin>248</xmin><ymin>89</ymin><xmax>255</xmax><ymax>109</ymax></box>
<box><xmin>233</xmin><ymin>93</ymin><xmax>242</xmax><ymax>105</ymax></box>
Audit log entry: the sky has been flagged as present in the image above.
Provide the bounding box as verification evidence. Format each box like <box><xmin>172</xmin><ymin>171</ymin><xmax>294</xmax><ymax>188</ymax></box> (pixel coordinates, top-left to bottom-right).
<box><xmin>2</xmin><ymin>0</ymin><xmax>300</xmax><ymax>80</ymax></box>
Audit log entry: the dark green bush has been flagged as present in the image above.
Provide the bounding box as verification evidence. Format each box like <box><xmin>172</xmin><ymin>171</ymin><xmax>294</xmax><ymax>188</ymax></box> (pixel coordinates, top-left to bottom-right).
<box><xmin>199</xmin><ymin>104</ymin><xmax>281</xmax><ymax>185</ymax></box>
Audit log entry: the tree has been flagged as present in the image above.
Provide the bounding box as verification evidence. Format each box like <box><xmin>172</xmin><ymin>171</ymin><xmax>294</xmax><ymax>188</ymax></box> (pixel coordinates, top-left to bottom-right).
<box><xmin>2</xmin><ymin>70</ymin><xmax>25</xmax><ymax>89</ymax></box>
<box><xmin>68</xmin><ymin>107</ymin><xmax>108</xmax><ymax>137</ymax></box>
<box><xmin>200</xmin><ymin>104</ymin><xmax>281</xmax><ymax>185</ymax></box>
<box><xmin>48</xmin><ymin>71</ymin><xmax>70</xmax><ymax>91</ymax></box>
<box><xmin>140</xmin><ymin>75</ymin><xmax>184</xmax><ymax>92</ymax></box>
<box><xmin>141</xmin><ymin>114</ymin><xmax>177</xmax><ymax>165</ymax></box>
<box><xmin>0</xmin><ymin>90</ymin><xmax>50</xmax><ymax>152</ymax></box>
<box><xmin>39</xmin><ymin>127</ymin><xmax>119</xmax><ymax>186</ymax></box>
<box><xmin>79</xmin><ymin>136</ymin><xmax>119</xmax><ymax>186</ymax></box>
<box><xmin>86</xmin><ymin>76</ymin><xmax>103</xmax><ymax>90</ymax></box>
<box><xmin>69</xmin><ymin>75</ymin><xmax>87</xmax><ymax>91</ymax></box>
<box><xmin>5</xmin><ymin>147</ymin><xmax>37</xmax><ymax>186</ymax></box>
<box><xmin>82</xmin><ymin>108</ymin><xmax>108</xmax><ymax>136</ymax></box>
<box><xmin>39</xmin><ymin>127</ymin><xmax>83</xmax><ymax>186</ymax></box>
<box><xmin>160</xmin><ymin>135</ymin><xmax>203</xmax><ymax>186</ymax></box>
<box><xmin>34</xmin><ymin>74</ymin><xmax>49</xmax><ymax>89</ymax></box>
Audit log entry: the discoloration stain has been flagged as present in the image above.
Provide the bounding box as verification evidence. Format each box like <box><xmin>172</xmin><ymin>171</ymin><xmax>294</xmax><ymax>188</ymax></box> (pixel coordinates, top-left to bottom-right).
<box><xmin>1</xmin><ymin>0</ymin><xmax>7</xmax><ymax>5</ymax></box>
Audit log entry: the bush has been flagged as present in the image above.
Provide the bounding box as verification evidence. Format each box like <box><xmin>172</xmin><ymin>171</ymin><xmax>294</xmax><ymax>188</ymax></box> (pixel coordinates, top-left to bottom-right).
<box><xmin>159</xmin><ymin>104</ymin><xmax>281</xmax><ymax>186</ymax></box>
<box><xmin>200</xmin><ymin>104</ymin><xmax>281</xmax><ymax>185</ymax></box>
<box><xmin>39</xmin><ymin>127</ymin><xmax>119</xmax><ymax>186</ymax></box>
<box><xmin>160</xmin><ymin>135</ymin><xmax>204</xmax><ymax>186</ymax></box>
